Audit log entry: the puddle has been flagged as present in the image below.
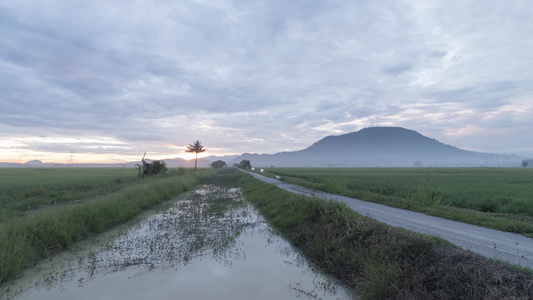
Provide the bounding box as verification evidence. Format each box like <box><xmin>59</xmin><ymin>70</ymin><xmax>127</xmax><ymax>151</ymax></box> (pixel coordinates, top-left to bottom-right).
<box><xmin>2</xmin><ymin>185</ymin><xmax>357</xmax><ymax>299</ymax></box>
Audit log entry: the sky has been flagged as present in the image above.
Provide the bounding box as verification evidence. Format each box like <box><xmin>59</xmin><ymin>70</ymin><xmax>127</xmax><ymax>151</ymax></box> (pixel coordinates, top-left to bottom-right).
<box><xmin>1</xmin><ymin>0</ymin><xmax>532</xmax><ymax>164</ymax></box>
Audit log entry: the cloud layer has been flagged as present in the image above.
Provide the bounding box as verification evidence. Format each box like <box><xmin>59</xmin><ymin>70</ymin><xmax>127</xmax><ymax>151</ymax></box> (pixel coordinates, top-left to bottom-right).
<box><xmin>1</xmin><ymin>0</ymin><xmax>532</xmax><ymax>163</ymax></box>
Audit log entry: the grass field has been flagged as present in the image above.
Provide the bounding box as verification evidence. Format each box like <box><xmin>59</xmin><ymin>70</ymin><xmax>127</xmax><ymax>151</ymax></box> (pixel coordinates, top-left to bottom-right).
<box><xmin>2</xmin><ymin>167</ymin><xmax>533</xmax><ymax>299</ymax></box>
<box><xmin>0</xmin><ymin>168</ymin><xmax>141</xmax><ymax>222</ymax></box>
<box><xmin>264</xmin><ymin>167</ymin><xmax>533</xmax><ymax>236</ymax></box>
<box><xmin>0</xmin><ymin>167</ymin><xmax>215</xmax><ymax>284</ymax></box>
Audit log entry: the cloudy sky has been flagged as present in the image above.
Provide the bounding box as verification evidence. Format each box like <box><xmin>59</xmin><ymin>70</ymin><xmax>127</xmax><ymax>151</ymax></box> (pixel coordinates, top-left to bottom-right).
<box><xmin>1</xmin><ymin>0</ymin><xmax>532</xmax><ymax>164</ymax></box>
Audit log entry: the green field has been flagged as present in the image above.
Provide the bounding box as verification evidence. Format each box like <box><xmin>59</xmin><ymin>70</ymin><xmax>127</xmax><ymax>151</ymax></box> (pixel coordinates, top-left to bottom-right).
<box><xmin>0</xmin><ymin>167</ymin><xmax>215</xmax><ymax>284</ymax></box>
<box><xmin>2</xmin><ymin>167</ymin><xmax>533</xmax><ymax>299</ymax></box>
<box><xmin>0</xmin><ymin>168</ymin><xmax>140</xmax><ymax>222</ymax></box>
<box><xmin>264</xmin><ymin>167</ymin><xmax>533</xmax><ymax>236</ymax></box>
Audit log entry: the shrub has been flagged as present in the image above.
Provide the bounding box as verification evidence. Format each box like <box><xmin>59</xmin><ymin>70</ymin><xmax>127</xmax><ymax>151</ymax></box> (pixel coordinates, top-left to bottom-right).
<box><xmin>137</xmin><ymin>160</ymin><xmax>168</xmax><ymax>177</ymax></box>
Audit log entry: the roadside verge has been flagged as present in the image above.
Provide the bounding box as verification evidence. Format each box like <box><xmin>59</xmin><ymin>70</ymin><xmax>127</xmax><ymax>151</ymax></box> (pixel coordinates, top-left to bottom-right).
<box><xmin>238</xmin><ymin>169</ymin><xmax>533</xmax><ymax>299</ymax></box>
<box><xmin>241</xmin><ymin>170</ymin><xmax>533</xmax><ymax>269</ymax></box>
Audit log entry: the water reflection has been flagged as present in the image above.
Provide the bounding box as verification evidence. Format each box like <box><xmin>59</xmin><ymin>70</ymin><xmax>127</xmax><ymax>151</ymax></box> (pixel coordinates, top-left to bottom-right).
<box><xmin>3</xmin><ymin>185</ymin><xmax>356</xmax><ymax>299</ymax></box>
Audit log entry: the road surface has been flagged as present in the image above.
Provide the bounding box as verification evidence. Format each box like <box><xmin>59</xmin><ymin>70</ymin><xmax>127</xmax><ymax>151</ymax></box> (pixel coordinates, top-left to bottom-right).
<box><xmin>243</xmin><ymin>170</ymin><xmax>533</xmax><ymax>269</ymax></box>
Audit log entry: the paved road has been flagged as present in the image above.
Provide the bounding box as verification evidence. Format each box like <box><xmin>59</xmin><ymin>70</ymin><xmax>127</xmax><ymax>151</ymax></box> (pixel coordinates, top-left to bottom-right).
<box><xmin>243</xmin><ymin>170</ymin><xmax>533</xmax><ymax>269</ymax></box>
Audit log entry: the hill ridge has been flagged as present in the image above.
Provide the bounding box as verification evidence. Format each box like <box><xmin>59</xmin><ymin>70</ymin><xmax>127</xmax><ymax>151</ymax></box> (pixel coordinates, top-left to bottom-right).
<box><xmin>231</xmin><ymin>127</ymin><xmax>522</xmax><ymax>167</ymax></box>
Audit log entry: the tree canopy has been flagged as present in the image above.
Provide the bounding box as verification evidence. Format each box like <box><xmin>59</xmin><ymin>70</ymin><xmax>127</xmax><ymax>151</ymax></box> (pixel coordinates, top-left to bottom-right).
<box><xmin>238</xmin><ymin>159</ymin><xmax>252</xmax><ymax>170</ymax></box>
<box><xmin>211</xmin><ymin>160</ymin><xmax>227</xmax><ymax>169</ymax></box>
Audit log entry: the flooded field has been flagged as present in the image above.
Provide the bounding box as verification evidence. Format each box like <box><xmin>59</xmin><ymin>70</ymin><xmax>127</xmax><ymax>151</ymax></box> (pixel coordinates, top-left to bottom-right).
<box><xmin>2</xmin><ymin>185</ymin><xmax>356</xmax><ymax>300</ymax></box>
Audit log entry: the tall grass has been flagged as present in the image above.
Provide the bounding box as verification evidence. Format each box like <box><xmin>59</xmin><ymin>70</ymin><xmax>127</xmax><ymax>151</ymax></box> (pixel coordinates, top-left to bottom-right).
<box><xmin>0</xmin><ymin>170</ymin><xmax>214</xmax><ymax>284</ymax></box>
<box><xmin>270</xmin><ymin>167</ymin><xmax>533</xmax><ymax>215</ymax></box>
<box><xmin>240</xmin><ymin>173</ymin><xmax>439</xmax><ymax>298</ymax></box>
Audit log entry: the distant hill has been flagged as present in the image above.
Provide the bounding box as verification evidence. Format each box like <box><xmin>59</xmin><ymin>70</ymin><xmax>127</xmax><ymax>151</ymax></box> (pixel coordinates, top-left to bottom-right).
<box><xmin>230</xmin><ymin>127</ymin><xmax>524</xmax><ymax>167</ymax></box>
<box><xmin>0</xmin><ymin>128</ymin><xmax>524</xmax><ymax>168</ymax></box>
<box><xmin>0</xmin><ymin>155</ymin><xmax>239</xmax><ymax>168</ymax></box>
<box><xmin>164</xmin><ymin>155</ymin><xmax>238</xmax><ymax>168</ymax></box>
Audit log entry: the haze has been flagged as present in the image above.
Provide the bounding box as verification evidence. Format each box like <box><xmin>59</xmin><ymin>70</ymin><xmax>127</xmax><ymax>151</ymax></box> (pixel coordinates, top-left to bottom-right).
<box><xmin>1</xmin><ymin>1</ymin><xmax>532</xmax><ymax>164</ymax></box>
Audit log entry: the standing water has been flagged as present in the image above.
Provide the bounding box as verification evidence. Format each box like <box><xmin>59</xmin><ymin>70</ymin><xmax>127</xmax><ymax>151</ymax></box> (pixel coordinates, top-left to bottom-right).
<box><xmin>2</xmin><ymin>185</ymin><xmax>356</xmax><ymax>299</ymax></box>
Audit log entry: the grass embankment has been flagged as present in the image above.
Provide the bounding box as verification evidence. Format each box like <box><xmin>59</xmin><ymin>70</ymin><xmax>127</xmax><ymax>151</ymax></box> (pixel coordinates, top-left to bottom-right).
<box><xmin>239</xmin><ymin>172</ymin><xmax>533</xmax><ymax>299</ymax></box>
<box><xmin>0</xmin><ymin>168</ymin><xmax>215</xmax><ymax>284</ymax></box>
<box><xmin>265</xmin><ymin>168</ymin><xmax>533</xmax><ymax>237</ymax></box>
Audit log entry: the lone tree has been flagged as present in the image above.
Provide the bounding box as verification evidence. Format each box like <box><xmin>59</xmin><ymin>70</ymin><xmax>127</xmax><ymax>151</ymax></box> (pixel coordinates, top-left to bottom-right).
<box><xmin>238</xmin><ymin>159</ymin><xmax>252</xmax><ymax>170</ymax></box>
<box><xmin>523</xmin><ymin>160</ymin><xmax>529</xmax><ymax>168</ymax></box>
<box><xmin>186</xmin><ymin>140</ymin><xmax>206</xmax><ymax>170</ymax></box>
<box><xmin>211</xmin><ymin>160</ymin><xmax>227</xmax><ymax>169</ymax></box>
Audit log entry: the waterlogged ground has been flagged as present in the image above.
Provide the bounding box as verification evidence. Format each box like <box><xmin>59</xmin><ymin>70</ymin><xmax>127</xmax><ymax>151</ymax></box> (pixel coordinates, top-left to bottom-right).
<box><xmin>2</xmin><ymin>185</ymin><xmax>356</xmax><ymax>300</ymax></box>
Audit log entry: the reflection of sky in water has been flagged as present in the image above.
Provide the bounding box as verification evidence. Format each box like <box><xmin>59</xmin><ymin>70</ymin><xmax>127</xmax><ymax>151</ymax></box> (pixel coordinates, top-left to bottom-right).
<box><xmin>4</xmin><ymin>186</ymin><xmax>356</xmax><ymax>300</ymax></box>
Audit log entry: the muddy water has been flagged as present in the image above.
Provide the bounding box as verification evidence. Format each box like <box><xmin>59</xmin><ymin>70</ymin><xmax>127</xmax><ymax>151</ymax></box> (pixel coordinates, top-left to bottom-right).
<box><xmin>3</xmin><ymin>185</ymin><xmax>356</xmax><ymax>300</ymax></box>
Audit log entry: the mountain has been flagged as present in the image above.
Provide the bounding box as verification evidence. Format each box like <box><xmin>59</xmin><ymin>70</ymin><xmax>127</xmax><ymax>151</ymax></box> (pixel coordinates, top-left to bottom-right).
<box><xmin>0</xmin><ymin>128</ymin><xmax>524</xmax><ymax>168</ymax></box>
<box><xmin>164</xmin><ymin>155</ymin><xmax>237</xmax><ymax>168</ymax></box>
<box><xmin>230</xmin><ymin>127</ymin><xmax>523</xmax><ymax>167</ymax></box>
<box><xmin>201</xmin><ymin>155</ymin><xmax>239</xmax><ymax>165</ymax></box>
<box><xmin>0</xmin><ymin>155</ymin><xmax>239</xmax><ymax>168</ymax></box>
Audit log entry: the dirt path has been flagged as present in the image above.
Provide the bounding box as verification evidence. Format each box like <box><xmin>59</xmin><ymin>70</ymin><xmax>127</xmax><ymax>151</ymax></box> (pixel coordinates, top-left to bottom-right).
<box><xmin>243</xmin><ymin>170</ymin><xmax>533</xmax><ymax>269</ymax></box>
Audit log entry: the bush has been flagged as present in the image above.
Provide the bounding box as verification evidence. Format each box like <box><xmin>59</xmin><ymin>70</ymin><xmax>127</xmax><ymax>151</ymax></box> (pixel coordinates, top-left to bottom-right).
<box><xmin>137</xmin><ymin>160</ymin><xmax>168</xmax><ymax>177</ymax></box>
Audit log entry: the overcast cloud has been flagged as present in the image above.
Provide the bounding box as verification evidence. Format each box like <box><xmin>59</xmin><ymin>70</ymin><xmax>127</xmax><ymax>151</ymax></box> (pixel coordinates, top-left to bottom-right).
<box><xmin>1</xmin><ymin>0</ymin><xmax>532</xmax><ymax>163</ymax></box>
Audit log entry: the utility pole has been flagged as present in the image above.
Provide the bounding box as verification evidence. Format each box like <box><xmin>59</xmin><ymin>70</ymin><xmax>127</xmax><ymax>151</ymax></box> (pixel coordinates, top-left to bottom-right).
<box><xmin>67</xmin><ymin>150</ymin><xmax>75</xmax><ymax>166</ymax></box>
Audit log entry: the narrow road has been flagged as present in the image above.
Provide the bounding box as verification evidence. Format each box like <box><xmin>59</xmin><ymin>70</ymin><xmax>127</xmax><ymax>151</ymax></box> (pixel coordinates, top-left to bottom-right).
<box><xmin>243</xmin><ymin>170</ymin><xmax>533</xmax><ymax>269</ymax></box>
